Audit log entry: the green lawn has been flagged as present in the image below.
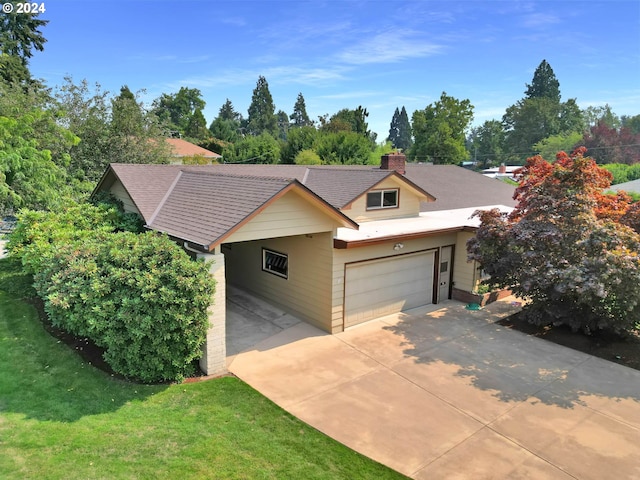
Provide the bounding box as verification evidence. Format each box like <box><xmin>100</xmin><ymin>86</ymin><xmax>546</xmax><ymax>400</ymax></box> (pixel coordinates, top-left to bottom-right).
<box><xmin>0</xmin><ymin>258</ymin><xmax>406</xmax><ymax>480</ymax></box>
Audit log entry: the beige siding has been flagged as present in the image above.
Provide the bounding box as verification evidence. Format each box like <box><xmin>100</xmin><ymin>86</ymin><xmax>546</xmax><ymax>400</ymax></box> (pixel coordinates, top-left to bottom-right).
<box><xmin>343</xmin><ymin>178</ymin><xmax>422</xmax><ymax>223</ymax></box>
<box><xmin>109</xmin><ymin>179</ymin><xmax>141</xmax><ymax>216</ymax></box>
<box><xmin>225</xmin><ymin>189</ymin><xmax>343</xmax><ymax>244</ymax></box>
<box><xmin>331</xmin><ymin>234</ymin><xmax>456</xmax><ymax>333</ymax></box>
<box><xmin>224</xmin><ymin>232</ymin><xmax>334</xmax><ymax>332</ymax></box>
<box><xmin>453</xmin><ymin>231</ymin><xmax>477</xmax><ymax>292</ymax></box>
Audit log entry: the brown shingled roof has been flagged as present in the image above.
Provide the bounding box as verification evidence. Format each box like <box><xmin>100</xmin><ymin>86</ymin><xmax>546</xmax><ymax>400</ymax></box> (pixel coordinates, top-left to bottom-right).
<box><xmin>148</xmin><ymin>173</ymin><xmax>295</xmax><ymax>248</ymax></box>
<box><xmin>403</xmin><ymin>164</ymin><xmax>517</xmax><ymax>211</ymax></box>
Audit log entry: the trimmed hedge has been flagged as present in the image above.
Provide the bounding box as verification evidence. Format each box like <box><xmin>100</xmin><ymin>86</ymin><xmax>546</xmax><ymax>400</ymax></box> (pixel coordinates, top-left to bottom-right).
<box><xmin>10</xmin><ymin>204</ymin><xmax>215</xmax><ymax>382</ymax></box>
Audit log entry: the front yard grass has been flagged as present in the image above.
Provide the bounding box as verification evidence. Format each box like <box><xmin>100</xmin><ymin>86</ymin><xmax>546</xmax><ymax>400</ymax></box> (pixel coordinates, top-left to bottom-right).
<box><xmin>0</xmin><ymin>258</ymin><xmax>406</xmax><ymax>480</ymax></box>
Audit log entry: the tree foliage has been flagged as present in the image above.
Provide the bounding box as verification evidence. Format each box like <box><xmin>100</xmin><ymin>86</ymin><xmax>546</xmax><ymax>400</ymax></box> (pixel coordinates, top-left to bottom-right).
<box><xmin>280</xmin><ymin>125</ymin><xmax>317</xmax><ymax>164</ymax></box>
<box><xmin>0</xmin><ymin>82</ymin><xmax>81</xmax><ymax>213</ymax></box>
<box><xmin>387</xmin><ymin>106</ymin><xmax>412</xmax><ymax>152</ymax></box>
<box><xmin>503</xmin><ymin>60</ymin><xmax>584</xmax><ymax>162</ymax></box>
<box><xmin>411</xmin><ymin>92</ymin><xmax>474</xmax><ymax>164</ymax></box>
<box><xmin>152</xmin><ymin>87</ymin><xmax>206</xmax><ymax>136</ymax></box>
<box><xmin>55</xmin><ymin>77</ymin><xmax>171</xmax><ymax>182</ymax></box>
<box><xmin>468</xmin><ymin>148</ymin><xmax>640</xmax><ymax>335</ymax></box>
<box><xmin>468</xmin><ymin>120</ymin><xmax>506</xmax><ymax>167</ymax></box>
<box><xmin>314</xmin><ymin>131</ymin><xmax>372</xmax><ymax>165</ymax></box>
<box><xmin>222</xmin><ymin>132</ymin><xmax>280</xmax><ymax>164</ymax></box>
<box><xmin>290</xmin><ymin>92</ymin><xmax>312</xmax><ymax>127</ymax></box>
<box><xmin>247</xmin><ymin>76</ymin><xmax>277</xmax><ymax>136</ymax></box>
<box><xmin>525</xmin><ymin>59</ymin><xmax>560</xmax><ymax>103</ymax></box>
<box><xmin>0</xmin><ymin>3</ymin><xmax>47</xmax><ymax>83</ymax></box>
<box><xmin>10</xmin><ymin>203</ymin><xmax>215</xmax><ymax>383</ymax></box>
<box><xmin>578</xmin><ymin>121</ymin><xmax>640</xmax><ymax>164</ymax></box>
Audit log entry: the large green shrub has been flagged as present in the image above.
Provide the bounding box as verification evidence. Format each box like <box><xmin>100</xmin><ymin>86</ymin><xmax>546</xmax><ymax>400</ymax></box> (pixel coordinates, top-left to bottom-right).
<box><xmin>10</xmin><ymin>203</ymin><xmax>216</xmax><ymax>382</ymax></box>
<box><xmin>9</xmin><ymin>201</ymin><xmax>141</xmax><ymax>274</ymax></box>
<box><xmin>34</xmin><ymin>232</ymin><xmax>214</xmax><ymax>382</ymax></box>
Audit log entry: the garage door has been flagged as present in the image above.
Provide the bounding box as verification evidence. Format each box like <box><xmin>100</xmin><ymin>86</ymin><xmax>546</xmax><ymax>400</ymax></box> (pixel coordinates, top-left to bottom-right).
<box><xmin>344</xmin><ymin>251</ymin><xmax>435</xmax><ymax>328</ymax></box>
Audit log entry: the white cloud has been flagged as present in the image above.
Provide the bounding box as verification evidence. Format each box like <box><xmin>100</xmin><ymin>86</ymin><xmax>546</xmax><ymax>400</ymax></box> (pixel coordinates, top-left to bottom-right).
<box><xmin>337</xmin><ymin>30</ymin><xmax>445</xmax><ymax>65</ymax></box>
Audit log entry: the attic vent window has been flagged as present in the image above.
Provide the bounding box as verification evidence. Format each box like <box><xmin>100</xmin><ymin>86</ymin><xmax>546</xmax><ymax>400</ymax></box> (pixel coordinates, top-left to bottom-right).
<box><xmin>366</xmin><ymin>189</ymin><xmax>399</xmax><ymax>210</ymax></box>
<box><xmin>262</xmin><ymin>248</ymin><xmax>288</xmax><ymax>279</ymax></box>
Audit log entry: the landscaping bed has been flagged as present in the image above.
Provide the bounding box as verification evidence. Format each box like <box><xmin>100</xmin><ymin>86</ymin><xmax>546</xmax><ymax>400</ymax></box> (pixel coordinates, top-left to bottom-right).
<box><xmin>498</xmin><ymin>312</ymin><xmax>640</xmax><ymax>371</ymax></box>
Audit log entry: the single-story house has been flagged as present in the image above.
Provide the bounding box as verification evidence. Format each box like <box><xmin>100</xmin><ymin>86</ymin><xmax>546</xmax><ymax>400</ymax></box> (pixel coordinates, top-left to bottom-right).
<box><xmin>94</xmin><ymin>153</ymin><xmax>516</xmax><ymax>375</ymax></box>
<box><xmin>165</xmin><ymin>138</ymin><xmax>222</xmax><ymax>164</ymax></box>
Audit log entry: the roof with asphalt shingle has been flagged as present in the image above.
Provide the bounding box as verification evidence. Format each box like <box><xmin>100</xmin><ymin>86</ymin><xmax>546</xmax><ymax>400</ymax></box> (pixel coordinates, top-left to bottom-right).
<box><xmin>147</xmin><ymin>172</ymin><xmax>300</xmax><ymax>248</ymax></box>
<box><xmin>98</xmin><ymin>161</ymin><xmax>516</xmax><ymax>250</ymax></box>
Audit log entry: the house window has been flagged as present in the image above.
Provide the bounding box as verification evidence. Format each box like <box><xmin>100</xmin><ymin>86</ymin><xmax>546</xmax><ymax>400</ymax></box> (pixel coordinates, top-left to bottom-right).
<box><xmin>366</xmin><ymin>189</ymin><xmax>399</xmax><ymax>210</ymax></box>
<box><xmin>262</xmin><ymin>249</ymin><xmax>288</xmax><ymax>279</ymax></box>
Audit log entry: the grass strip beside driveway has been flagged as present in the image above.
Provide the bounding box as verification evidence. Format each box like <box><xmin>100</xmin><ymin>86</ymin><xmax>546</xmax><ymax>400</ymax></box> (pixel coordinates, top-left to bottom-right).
<box><xmin>0</xmin><ymin>259</ymin><xmax>406</xmax><ymax>480</ymax></box>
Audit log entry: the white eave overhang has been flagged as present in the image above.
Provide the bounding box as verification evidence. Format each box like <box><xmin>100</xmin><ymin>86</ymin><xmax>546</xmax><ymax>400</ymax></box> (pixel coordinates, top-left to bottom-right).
<box><xmin>333</xmin><ymin>205</ymin><xmax>513</xmax><ymax>249</ymax></box>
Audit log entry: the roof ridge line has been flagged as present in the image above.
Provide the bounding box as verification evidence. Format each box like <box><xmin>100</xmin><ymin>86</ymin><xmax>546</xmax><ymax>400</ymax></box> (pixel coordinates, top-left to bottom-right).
<box><xmin>179</xmin><ymin>170</ymin><xmax>296</xmax><ymax>182</ymax></box>
<box><xmin>147</xmin><ymin>170</ymin><xmax>184</xmax><ymax>225</ymax></box>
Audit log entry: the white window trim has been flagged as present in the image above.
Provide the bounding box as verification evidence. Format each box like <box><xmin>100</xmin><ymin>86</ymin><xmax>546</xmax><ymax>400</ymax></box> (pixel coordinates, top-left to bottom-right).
<box><xmin>366</xmin><ymin>189</ymin><xmax>399</xmax><ymax>210</ymax></box>
<box><xmin>262</xmin><ymin>248</ymin><xmax>288</xmax><ymax>279</ymax></box>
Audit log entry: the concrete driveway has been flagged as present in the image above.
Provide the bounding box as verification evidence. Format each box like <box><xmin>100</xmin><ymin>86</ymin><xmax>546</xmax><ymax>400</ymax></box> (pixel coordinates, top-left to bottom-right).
<box><xmin>227</xmin><ymin>298</ymin><xmax>640</xmax><ymax>479</ymax></box>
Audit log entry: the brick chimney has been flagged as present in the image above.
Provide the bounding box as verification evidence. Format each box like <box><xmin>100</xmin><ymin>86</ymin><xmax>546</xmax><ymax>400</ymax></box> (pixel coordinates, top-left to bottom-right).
<box><xmin>380</xmin><ymin>151</ymin><xmax>406</xmax><ymax>175</ymax></box>
<box><xmin>498</xmin><ymin>163</ymin><xmax>507</xmax><ymax>174</ymax></box>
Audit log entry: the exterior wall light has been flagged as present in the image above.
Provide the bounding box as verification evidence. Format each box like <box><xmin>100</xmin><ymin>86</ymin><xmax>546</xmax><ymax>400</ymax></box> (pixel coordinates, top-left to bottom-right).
<box><xmin>393</xmin><ymin>243</ymin><xmax>404</xmax><ymax>251</ymax></box>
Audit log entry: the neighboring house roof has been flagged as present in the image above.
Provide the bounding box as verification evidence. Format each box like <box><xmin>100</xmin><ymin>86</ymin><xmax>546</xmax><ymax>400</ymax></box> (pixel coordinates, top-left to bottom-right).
<box><xmin>165</xmin><ymin>138</ymin><xmax>221</xmax><ymax>159</ymax></box>
<box><xmin>609</xmin><ymin>179</ymin><xmax>640</xmax><ymax>194</ymax></box>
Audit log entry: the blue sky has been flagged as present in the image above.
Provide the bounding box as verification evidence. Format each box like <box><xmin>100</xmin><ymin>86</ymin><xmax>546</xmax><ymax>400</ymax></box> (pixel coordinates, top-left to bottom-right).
<box><xmin>29</xmin><ymin>0</ymin><xmax>640</xmax><ymax>140</ymax></box>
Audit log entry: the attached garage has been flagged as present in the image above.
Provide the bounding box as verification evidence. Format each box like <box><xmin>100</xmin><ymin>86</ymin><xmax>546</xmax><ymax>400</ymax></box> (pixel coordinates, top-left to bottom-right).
<box><xmin>343</xmin><ymin>250</ymin><xmax>435</xmax><ymax>328</ymax></box>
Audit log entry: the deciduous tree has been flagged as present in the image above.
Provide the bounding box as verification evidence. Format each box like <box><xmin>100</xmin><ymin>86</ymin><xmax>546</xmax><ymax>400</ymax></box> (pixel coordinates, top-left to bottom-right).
<box><xmin>468</xmin><ymin>148</ymin><xmax>640</xmax><ymax>335</ymax></box>
<box><xmin>411</xmin><ymin>92</ymin><xmax>473</xmax><ymax>164</ymax></box>
<box><xmin>152</xmin><ymin>87</ymin><xmax>206</xmax><ymax>136</ymax></box>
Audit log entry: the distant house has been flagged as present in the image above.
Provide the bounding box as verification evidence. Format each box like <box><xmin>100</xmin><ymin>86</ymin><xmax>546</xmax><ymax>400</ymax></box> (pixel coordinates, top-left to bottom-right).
<box><xmin>94</xmin><ymin>153</ymin><xmax>516</xmax><ymax>375</ymax></box>
<box><xmin>482</xmin><ymin>164</ymin><xmax>521</xmax><ymax>181</ymax></box>
<box><xmin>165</xmin><ymin>138</ymin><xmax>221</xmax><ymax>164</ymax></box>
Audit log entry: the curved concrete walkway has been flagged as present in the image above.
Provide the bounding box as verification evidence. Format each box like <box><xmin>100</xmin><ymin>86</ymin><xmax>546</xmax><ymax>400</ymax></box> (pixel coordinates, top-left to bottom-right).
<box><xmin>228</xmin><ymin>298</ymin><xmax>640</xmax><ymax>479</ymax></box>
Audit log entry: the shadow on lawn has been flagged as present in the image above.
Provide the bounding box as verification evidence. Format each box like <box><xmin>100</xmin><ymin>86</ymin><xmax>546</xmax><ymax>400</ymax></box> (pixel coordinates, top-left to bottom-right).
<box><xmin>383</xmin><ymin>302</ymin><xmax>640</xmax><ymax>409</ymax></box>
<box><xmin>0</xmin><ymin>259</ymin><xmax>167</xmax><ymax>422</ymax></box>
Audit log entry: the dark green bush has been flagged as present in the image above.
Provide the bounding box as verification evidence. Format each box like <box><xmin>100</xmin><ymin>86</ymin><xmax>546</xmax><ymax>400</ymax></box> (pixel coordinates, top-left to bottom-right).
<box><xmin>10</xmin><ymin>203</ymin><xmax>215</xmax><ymax>382</ymax></box>
<box><xmin>33</xmin><ymin>232</ymin><xmax>214</xmax><ymax>382</ymax></box>
<box><xmin>9</xmin><ymin>201</ymin><xmax>140</xmax><ymax>274</ymax></box>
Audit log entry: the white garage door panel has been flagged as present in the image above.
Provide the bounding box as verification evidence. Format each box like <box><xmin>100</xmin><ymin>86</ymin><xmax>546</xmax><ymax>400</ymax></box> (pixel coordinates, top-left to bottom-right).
<box><xmin>344</xmin><ymin>251</ymin><xmax>434</xmax><ymax>328</ymax></box>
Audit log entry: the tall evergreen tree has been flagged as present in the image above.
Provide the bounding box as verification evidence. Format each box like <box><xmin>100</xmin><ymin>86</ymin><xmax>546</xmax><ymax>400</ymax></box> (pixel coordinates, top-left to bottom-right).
<box><xmin>247</xmin><ymin>76</ymin><xmax>277</xmax><ymax>136</ymax></box>
<box><xmin>503</xmin><ymin>60</ymin><xmax>583</xmax><ymax>161</ymax></box>
<box><xmin>290</xmin><ymin>92</ymin><xmax>312</xmax><ymax>127</ymax></box>
<box><xmin>0</xmin><ymin>3</ymin><xmax>48</xmax><ymax>83</ymax></box>
<box><xmin>396</xmin><ymin>106</ymin><xmax>412</xmax><ymax>152</ymax></box>
<box><xmin>525</xmin><ymin>59</ymin><xmax>561</xmax><ymax>103</ymax></box>
<box><xmin>217</xmin><ymin>98</ymin><xmax>242</xmax><ymax>123</ymax></box>
<box><xmin>276</xmin><ymin>109</ymin><xmax>289</xmax><ymax>141</ymax></box>
<box><xmin>388</xmin><ymin>107</ymin><xmax>400</xmax><ymax>147</ymax></box>
<box><xmin>111</xmin><ymin>85</ymin><xmax>144</xmax><ymax>136</ymax></box>
<box><xmin>185</xmin><ymin>108</ymin><xmax>208</xmax><ymax>140</ymax></box>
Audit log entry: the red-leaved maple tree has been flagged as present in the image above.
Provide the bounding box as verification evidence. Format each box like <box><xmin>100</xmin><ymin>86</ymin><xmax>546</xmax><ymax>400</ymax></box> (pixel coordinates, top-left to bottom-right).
<box><xmin>468</xmin><ymin>148</ymin><xmax>640</xmax><ymax>334</ymax></box>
